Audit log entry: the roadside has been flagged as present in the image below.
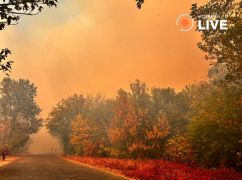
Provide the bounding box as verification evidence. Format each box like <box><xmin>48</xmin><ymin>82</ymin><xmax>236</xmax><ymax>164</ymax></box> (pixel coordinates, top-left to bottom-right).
<box><xmin>62</xmin><ymin>156</ymin><xmax>132</xmax><ymax>180</ymax></box>
<box><xmin>63</xmin><ymin>156</ymin><xmax>242</xmax><ymax>180</ymax></box>
<box><xmin>0</xmin><ymin>156</ymin><xmax>21</xmax><ymax>167</ymax></box>
<box><xmin>0</xmin><ymin>155</ymin><xmax>125</xmax><ymax>180</ymax></box>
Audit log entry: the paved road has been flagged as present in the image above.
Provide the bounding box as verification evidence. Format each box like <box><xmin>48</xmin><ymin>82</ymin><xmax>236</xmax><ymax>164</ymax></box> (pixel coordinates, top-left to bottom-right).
<box><xmin>0</xmin><ymin>155</ymin><xmax>126</xmax><ymax>180</ymax></box>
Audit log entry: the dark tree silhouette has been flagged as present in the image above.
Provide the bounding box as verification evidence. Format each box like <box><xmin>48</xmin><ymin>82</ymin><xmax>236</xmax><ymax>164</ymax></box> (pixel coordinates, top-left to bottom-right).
<box><xmin>0</xmin><ymin>49</ymin><xmax>12</xmax><ymax>76</ymax></box>
<box><xmin>191</xmin><ymin>0</ymin><xmax>241</xmax><ymax>82</ymax></box>
<box><xmin>0</xmin><ymin>0</ymin><xmax>58</xmax><ymax>74</ymax></box>
<box><xmin>136</xmin><ymin>0</ymin><xmax>144</xmax><ymax>9</ymax></box>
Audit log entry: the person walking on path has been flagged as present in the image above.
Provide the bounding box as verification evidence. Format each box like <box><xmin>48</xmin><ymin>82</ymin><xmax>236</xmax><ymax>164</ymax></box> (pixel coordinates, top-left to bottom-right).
<box><xmin>2</xmin><ymin>148</ymin><xmax>7</xmax><ymax>161</ymax></box>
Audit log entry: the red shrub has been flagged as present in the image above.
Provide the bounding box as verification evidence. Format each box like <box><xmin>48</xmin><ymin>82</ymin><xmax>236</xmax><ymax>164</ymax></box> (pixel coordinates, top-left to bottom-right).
<box><xmin>64</xmin><ymin>156</ymin><xmax>242</xmax><ymax>180</ymax></box>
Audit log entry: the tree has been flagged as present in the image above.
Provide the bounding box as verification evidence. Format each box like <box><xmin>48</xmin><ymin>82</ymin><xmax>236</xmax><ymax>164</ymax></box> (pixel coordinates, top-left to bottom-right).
<box><xmin>108</xmin><ymin>80</ymin><xmax>170</xmax><ymax>158</ymax></box>
<box><xmin>47</xmin><ymin>94</ymin><xmax>113</xmax><ymax>155</ymax></box>
<box><xmin>191</xmin><ymin>0</ymin><xmax>242</xmax><ymax>82</ymax></box>
<box><xmin>0</xmin><ymin>0</ymin><xmax>58</xmax><ymax>74</ymax></box>
<box><xmin>187</xmin><ymin>83</ymin><xmax>241</xmax><ymax>168</ymax></box>
<box><xmin>150</xmin><ymin>88</ymin><xmax>190</xmax><ymax>136</ymax></box>
<box><xmin>165</xmin><ymin>136</ymin><xmax>195</xmax><ymax>164</ymax></box>
<box><xmin>70</xmin><ymin>95</ymin><xmax>113</xmax><ymax>156</ymax></box>
<box><xmin>70</xmin><ymin>114</ymin><xmax>97</xmax><ymax>155</ymax></box>
<box><xmin>0</xmin><ymin>78</ymin><xmax>41</xmax><ymax>153</ymax></box>
<box><xmin>108</xmin><ymin>89</ymin><xmax>136</xmax><ymax>157</ymax></box>
<box><xmin>46</xmin><ymin>94</ymin><xmax>85</xmax><ymax>154</ymax></box>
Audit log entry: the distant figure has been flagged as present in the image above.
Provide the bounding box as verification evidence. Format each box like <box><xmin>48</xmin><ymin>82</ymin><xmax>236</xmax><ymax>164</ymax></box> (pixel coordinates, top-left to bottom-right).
<box><xmin>50</xmin><ymin>147</ymin><xmax>58</xmax><ymax>155</ymax></box>
<box><xmin>2</xmin><ymin>149</ymin><xmax>7</xmax><ymax>161</ymax></box>
<box><xmin>50</xmin><ymin>147</ymin><xmax>53</xmax><ymax>154</ymax></box>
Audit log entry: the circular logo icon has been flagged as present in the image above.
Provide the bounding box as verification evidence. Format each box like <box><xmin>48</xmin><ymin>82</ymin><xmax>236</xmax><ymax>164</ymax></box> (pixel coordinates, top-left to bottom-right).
<box><xmin>176</xmin><ymin>14</ymin><xmax>194</xmax><ymax>32</ymax></box>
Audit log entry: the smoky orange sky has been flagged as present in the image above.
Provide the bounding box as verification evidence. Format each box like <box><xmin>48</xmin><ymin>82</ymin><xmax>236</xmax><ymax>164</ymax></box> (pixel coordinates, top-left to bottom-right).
<box><xmin>0</xmin><ymin>0</ymin><xmax>209</xmax><ymax>117</ymax></box>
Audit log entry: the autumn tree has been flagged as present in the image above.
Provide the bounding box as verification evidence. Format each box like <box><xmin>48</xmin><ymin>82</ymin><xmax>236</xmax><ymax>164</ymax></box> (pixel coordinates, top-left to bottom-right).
<box><xmin>46</xmin><ymin>94</ymin><xmax>85</xmax><ymax>154</ymax></box>
<box><xmin>69</xmin><ymin>95</ymin><xmax>113</xmax><ymax>156</ymax></box>
<box><xmin>108</xmin><ymin>89</ymin><xmax>138</xmax><ymax>157</ymax></box>
<box><xmin>150</xmin><ymin>88</ymin><xmax>190</xmax><ymax>136</ymax></box>
<box><xmin>0</xmin><ymin>0</ymin><xmax>58</xmax><ymax>74</ymax></box>
<box><xmin>70</xmin><ymin>111</ymin><xmax>107</xmax><ymax>156</ymax></box>
<box><xmin>109</xmin><ymin>80</ymin><xmax>170</xmax><ymax>158</ymax></box>
<box><xmin>165</xmin><ymin>136</ymin><xmax>195</xmax><ymax>164</ymax></box>
<box><xmin>70</xmin><ymin>114</ymin><xmax>97</xmax><ymax>155</ymax></box>
<box><xmin>186</xmin><ymin>82</ymin><xmax>241</xmax><ymax>168</ymax></box>
<box><xmin>0</xmin><ymin>78</ymin><xmax>41</xmax><ymax>153</ymax></box>
<box><xmin>47</xmin><ymin>93</ymin><xmax>113</xmax><ymax>155</ymax></box>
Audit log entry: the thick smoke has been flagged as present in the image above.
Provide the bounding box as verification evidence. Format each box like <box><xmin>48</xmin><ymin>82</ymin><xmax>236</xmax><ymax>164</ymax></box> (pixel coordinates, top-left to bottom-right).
<box><xmin>28</xmin><ymin>127</ymin><xmax>63</xmax><ymax>155</ymax></box>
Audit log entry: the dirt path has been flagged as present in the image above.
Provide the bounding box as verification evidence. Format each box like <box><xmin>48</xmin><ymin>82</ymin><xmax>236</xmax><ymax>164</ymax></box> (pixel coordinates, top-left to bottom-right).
<box><xmin>0</xmin><ymin>155</ymin><xmax>127</xmax><ymax>180</ymax></box>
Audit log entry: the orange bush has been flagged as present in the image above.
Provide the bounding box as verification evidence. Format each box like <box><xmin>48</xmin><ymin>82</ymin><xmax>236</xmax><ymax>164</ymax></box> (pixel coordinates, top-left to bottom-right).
<box><xmin>65</xmin><ymin>156</ymin><xmax>242</xmax><ymax>180</ymax></box>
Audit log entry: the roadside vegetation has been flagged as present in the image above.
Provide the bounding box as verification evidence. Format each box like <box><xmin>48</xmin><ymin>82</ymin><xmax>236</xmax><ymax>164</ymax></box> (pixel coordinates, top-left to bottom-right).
<box><xmin>65</xmin><ymin>156</ymin><xmax>242</xmax><ymax>180</ymax></box>
<box><xmin>47</xmin><ymin>79</ymin><xmax>241</xmax><ymax>170</ymax></box>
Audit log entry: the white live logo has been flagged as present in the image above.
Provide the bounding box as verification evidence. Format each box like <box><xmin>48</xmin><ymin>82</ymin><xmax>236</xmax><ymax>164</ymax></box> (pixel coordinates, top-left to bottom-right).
<box><xmin>198</xmin><ymin>20</ymin><xmax>228</xmax><ymax>30</ymax></box>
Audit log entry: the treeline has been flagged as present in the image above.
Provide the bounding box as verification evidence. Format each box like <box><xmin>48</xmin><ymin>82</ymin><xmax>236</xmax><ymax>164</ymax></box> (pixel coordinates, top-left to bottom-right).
<box><xmin>0</xmin><ymin>78</ymin><xmax>41</xmax><ymax>153</ymax></box>
<box><xmin>46</xmin><ymin>80</ymin><xmax>241</xmax><ymax>168</ymax></box>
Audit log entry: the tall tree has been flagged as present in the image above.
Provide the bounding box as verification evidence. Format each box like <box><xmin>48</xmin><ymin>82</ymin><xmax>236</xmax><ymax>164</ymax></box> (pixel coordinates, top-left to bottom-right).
<box><xmin>47</xmin><ymin>94</ymin><xmax>113</xmax><ymax>155</ymax></box>
<box><xmin>70</xmin><ymin>95</ymin><xmax>113</xmax><ymax>156</ymax></box>
<box><xmin>191</xmin><ymin>0</ymin><xmax>242</xmax><ymax>82</ymax></box>
<box><xmin>109</xmin><ymin>80</ymin><xmax>170</xmax><ymax>158</ymax></box>
<box><xmin>150</xmin><ymin>88</ymin><xmax>190</xmax><ymax>136</ymax></box>
<box><xmin>186</xmin><ymin>82</ymin><xmax>241</xmax><ymax>168</ymax></box>
<box><xmin>0</xmin><ymin>78</ymin><xmax>41</xmax><ymax>153</ymax></box>
<box><xmin>46</xmin><ymin>94</ymin><xmax>86</xmax><ymax>154</ymax></box>
<box><xmin>70</xmin><ymin>114</ymin><xmax>97</xmax><ymax>156</ymax></box>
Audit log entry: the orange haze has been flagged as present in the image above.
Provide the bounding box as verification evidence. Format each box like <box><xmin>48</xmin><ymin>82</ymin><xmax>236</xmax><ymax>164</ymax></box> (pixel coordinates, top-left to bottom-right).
<box><xmin>0</xmin><ymin>0</ymin><xmax>209</xmax><ymax>153</ymax></box>
<box><xmin>0</xmin><ymin>0</ymin><xmax>209</xmax><ymax>116</ymax></box>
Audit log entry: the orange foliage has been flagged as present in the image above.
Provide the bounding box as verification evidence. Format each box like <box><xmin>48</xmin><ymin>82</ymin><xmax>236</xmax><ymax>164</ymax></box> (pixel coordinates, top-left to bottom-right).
<box><xmin>65</xmin><ymin>156</ymin><xmax>242</xmax><ymax>180</ymax></box>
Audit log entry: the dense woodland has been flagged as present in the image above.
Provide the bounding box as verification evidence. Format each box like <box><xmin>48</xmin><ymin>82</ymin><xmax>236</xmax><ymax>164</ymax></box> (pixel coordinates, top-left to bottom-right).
<box><xmin>0</xmin><ymin>0</ymin><xmax>241</xmax><ymax>172</ymax></box>
<box><xmin>46</xmin><ymin>79</ymin><xmax>241</xmax><ymax>169</ymax></box>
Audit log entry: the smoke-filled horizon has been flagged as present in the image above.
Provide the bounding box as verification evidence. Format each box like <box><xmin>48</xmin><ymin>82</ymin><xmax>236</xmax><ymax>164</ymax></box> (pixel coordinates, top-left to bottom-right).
<box><xmin>0</xmin><ymin>1</ymin><xmax>241</xmax><ymax>177</ymax></box>
<box><xmin>0</xmin><ymin>0</ymin><xmax>208</xmax><ymax>154</ymax></box>
<box><xmin>28</xmin><ymin>127</ymin><xmax>63</xmax><ymax>155</ymax></box>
